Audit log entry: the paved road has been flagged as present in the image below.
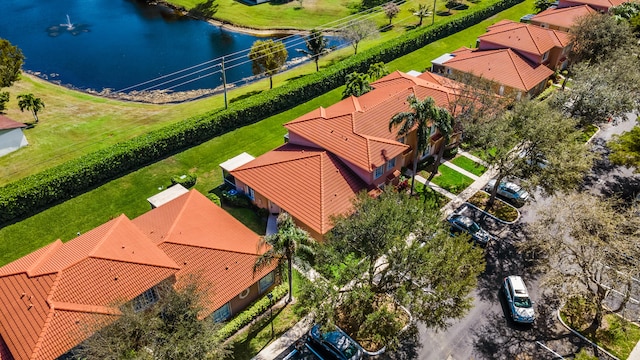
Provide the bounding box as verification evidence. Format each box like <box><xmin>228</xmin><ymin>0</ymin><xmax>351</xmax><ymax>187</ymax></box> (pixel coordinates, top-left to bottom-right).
<box><xmin>384</xmin><ymin>115</ymin><xmax>639</xmax><ymax>360</ymax></box>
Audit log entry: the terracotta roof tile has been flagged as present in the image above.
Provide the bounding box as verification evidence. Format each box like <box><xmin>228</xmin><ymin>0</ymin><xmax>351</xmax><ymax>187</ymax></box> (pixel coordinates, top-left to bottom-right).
<box><xmin>159</xmin><ymin>244</ymin><xmax>275</xmax><ymax>316</ymax></box>
<box><xmin>531</xmin><ymin>5</ymin><xmax>596</xmax><ymax>30</ymax></box>
<box><xmin>444</xmin><ymin>47</ymin><xmax>554</xmax><ymax>91</ymax></box>
<box><xmin>479</xmin><ymin>20</ymin><xmax>571</xmax><ymax>55</ymax></box>
<box><xmin>231</xmin><ymin>144</ymin><xmax>367</xmax><ymax>235</ymax></box>
<box><xmin>133</xmin><ymin>190</ymin><xmax>262</xmax><ymax>255</ymax></box>
<box><xmin>0</xmin><ymin>116</ymin><xmax>25</xmax><ymax>131</ymax></box>
<box><xmin>559</xmin><ymin>0</ymin><xmax>625</xmax><ymax>9</ymax></box>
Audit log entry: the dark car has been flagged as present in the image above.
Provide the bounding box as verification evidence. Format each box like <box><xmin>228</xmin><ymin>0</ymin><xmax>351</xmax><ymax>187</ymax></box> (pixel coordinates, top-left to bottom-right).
<box><xmin>305</xmin><ymin>324</ymin><xmax>363</xmax><ymax>360</ymax></box>
<box><xmin>447</xmin><ymin>214</ymin><xmax>492</xmax><ymax>246</ymax></box>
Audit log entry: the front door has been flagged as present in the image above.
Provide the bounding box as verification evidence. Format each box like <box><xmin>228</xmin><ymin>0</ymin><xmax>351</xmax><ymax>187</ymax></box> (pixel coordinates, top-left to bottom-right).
<box><xmin>268</xmin><ymin>200</ymin><xmax>281</xmax><ymax>215</ymax></box>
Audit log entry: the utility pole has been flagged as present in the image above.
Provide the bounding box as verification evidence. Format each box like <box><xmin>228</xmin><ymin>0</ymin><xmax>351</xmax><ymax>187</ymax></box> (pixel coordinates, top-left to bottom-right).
<box><xmin>221</xmin><ymin>56</ymin><xmax>228</xmax><ymax>109</ymax></box>
<box><xmin>267</xmin><ymin>292</ymin><xmax>274</xmax><ymax>338</ymax></box>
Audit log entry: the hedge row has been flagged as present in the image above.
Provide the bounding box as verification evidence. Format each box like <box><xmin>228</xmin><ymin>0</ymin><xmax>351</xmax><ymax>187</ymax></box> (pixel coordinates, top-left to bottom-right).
<box><xmin>216</xmin><ymin>283</ymin><xmax>288</xmax><ymax>341</ymax></box>
<box><xmin>0</xmin><ymin>0</ymin><xmax>523</xmax><ymax>224</ymax></box>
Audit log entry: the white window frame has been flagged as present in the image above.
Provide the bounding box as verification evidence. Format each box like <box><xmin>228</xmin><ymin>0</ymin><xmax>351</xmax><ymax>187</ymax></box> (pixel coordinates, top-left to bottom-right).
<box><xmin>386</xmin><ymin>157</ymin><xmax>396</xmax><ymax>171</ymax></box>
<box><xmin>374</xmin><ymin>165</ymin><xmax>385</xmax><ymax>179</ymax></box>
<box><xmin>499</xmin><ymin>85</ymin><xmax>505</xmax><ymax>96</ymax></box>
<box><xmin>133</xmin><ymin>287</ymin><xmax>159</xmax><ymax>312</ymax></box>
<box><xmin>245</xmin><ymin>186</ymin><xmax>255</xmax><ymax>200</ymax></box>
<box><xmin>259</xmin><ymin>271</ymin><xmax>275</xmax><ymax>293</ymax></box>
<box><xmin>212</xmin><ymin>302</ymin><xmax>231</xmax><ymax>323</ymax></box>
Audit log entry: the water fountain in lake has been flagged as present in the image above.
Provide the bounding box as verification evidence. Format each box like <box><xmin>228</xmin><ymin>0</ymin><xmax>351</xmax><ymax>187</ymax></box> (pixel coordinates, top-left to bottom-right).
<box><xmin>47</xmin><ymin>15</ymin><xmax>90</xmax><ymax>37</ymax></box>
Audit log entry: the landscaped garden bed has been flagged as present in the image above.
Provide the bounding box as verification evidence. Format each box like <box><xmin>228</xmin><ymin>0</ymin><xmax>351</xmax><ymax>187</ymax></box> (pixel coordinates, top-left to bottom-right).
<box><xmin>560</xmin><ymin>301</ymin><xmax>640</xmax><ymax>360</ymax></box>
<box><xmin>414</xmin><ymin>181</ymin><xmax>449</xmax><ymax>208</ymax></box>
<box><xmin>421</xmin><ymin>166</ymin><xmax>474</xmax><ymax>195</ymax></box>
<box><xmin>467</xmin><ymin>191</ymin><xmax>518</xmax><ymax>222</ymax></box>
<box><xmin>449</xmin><ymin>155</ymin><xmax>486</xmax><ymax>176</ymax></box>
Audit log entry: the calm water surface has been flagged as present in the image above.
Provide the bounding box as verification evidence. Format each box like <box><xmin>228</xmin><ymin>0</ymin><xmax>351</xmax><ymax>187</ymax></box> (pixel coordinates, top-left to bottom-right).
<box><xmin>0</xmin><ymin>0</ymin><xmax>321</xmax><ymax>92</ymax></box>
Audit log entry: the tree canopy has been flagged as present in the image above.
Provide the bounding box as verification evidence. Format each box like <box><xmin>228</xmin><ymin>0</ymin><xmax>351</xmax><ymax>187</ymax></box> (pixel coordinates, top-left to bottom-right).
<box><xmin>0</xmin><ymin>38</ymin><xmax>24</xmax><ymax>88</ymax></box>
<box><xmin>75</xmin><ymin>280</ymin><xmax>228</xmax><ymax>360</ymax></box>
<box><xmin>17</xmin><ymin>93</ymin><xmax>45</xmax><ymax>123</ymax></box>
<box><xmin>521</xmin><ymin>192</ymin><xmax>640</xmax><ymax>334</ymax></box>
<box><xmin>248</xmin><ymin>39</ymin><xmax>288</xmax><ymax>89</ymax></box>
<box><xmin>470</xmin><ymin>100</ymin><xmax>594</xmax><ymax>208</ymax></box>
<box><xmin>383</xmin><ymin>2</ymin><xmax>400</xmax><ymax>25</ymax></box>
<box><xmin>609</xmin><ymin>123</ymin><xmax>640</xmax><ymax>172</ymax></box>
<box><xmin>297</xmin><ymin>30</ymin><xmax>334</xmax><ymax>72</ymax></box>
<box><xmin>341</xmin><ymin>19</ymin><xmax>378</xmax><ymax>55</ymax></box>
<box><xmin>568</xmin><ymin>13</ymin><xmax>638</xmax><ymax>65</ymax></box>
<box><xmin>300</xmin><ymin>189</ymin><xmax>485</xmax><ymax>349</ymax></box>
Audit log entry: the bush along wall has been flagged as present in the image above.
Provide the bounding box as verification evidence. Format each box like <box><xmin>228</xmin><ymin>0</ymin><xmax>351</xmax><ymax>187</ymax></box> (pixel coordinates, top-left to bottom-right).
<box><xmin>0</xmin><ymin>0</ymin><xmax>524</xmax><ymax>224</ymax></box>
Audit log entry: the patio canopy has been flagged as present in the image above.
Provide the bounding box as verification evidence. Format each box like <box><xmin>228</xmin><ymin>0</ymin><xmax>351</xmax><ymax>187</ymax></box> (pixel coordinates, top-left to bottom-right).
<box><xmin>220</xmin><ymin>152</ymin><xmax>255</xmax><ymax>172</ymax></box>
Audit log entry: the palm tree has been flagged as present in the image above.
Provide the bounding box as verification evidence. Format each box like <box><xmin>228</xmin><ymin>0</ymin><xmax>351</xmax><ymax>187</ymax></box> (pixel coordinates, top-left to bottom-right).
<box><xmin>412</xmin><ymin>3</ymin><xmax>432</xmax><ymax>26</ymax></box>
<box><xmin>297</xmin><ymin>29</ymin><xmax>335</xmax><ymax>72</ymax></box>
<box><xmin>17</xmin><ymin>93</ymin><xmax>45</xmax><ymax>123</ymax></box>
<box><xmin>389</xmin><ymin>95</ymin><xmax>439</xmax><ymax>195</ymax></box>
<box><xmin>425</xmin><ymin>107</ymin><xmax>454</xmax><ymax>184</ymax></box>
<box><xmin>254</xmin><ymin>212</ymin><xmax>315</xmax><ymax>303</ymax></box>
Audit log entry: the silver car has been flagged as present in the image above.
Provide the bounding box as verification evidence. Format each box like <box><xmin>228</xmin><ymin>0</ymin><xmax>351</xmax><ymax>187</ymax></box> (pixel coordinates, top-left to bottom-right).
<box><xmin>503</xmin><ymin>275</ymin><xmax>535</xmax><ymax>324</ymax></box>
<box><xmin>485</xmin><ymin>179</ymin><xmax>530</xmax><ymax>205</ymax></box>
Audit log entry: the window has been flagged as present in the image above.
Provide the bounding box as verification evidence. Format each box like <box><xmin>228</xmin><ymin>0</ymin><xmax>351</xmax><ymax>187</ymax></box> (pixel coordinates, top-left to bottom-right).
<box><xmin>212</xmin><ymin>302</ymin><xmax>231</xmax><ymax>323</ymax></box>
<box><xmin>133</xmin><ymin>287</ymin><xmax>159</xmax><ymax>312</ymax></box>
<box><xmin>374</xmin><ymin>165</ymin><xmax>385</xmax><ymax>179</ymax></box>
<box><xmin>397</xmin><ymin>136</ymin><xmax>405</xmax><ymax>144</ymax></box>
<box><xmin>245</xmin><ymin>186</ymin><xmax>255</xmax><ymax>200</ymax></box>
<box><xmin>446</xmin><ymin>68</ymin><xmax>452</xmax><ymax>75</ymax></box>
<box><xmin>386</xmin><ymin>157</ymin><xmax>396</xmax><ymax>171</ymax></box>
<box><xmin>542</xmin><ymin>51</ymin><xmax>549</xmax><ymax>62</ymax></box>
<box><xmin>259</xmin><ymin>271</ymin><xmax>275</xmax><ymax>293</ymax></box>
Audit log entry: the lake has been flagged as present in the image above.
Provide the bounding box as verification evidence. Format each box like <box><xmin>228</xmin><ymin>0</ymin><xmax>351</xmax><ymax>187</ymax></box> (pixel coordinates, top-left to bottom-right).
<box><xmin>0</xmin><ymin>0</ymin><xmax>331</xmax><ymax>93</ymax></box>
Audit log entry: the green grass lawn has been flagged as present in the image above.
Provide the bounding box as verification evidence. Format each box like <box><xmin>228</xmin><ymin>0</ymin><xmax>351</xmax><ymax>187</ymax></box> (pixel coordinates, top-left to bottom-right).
<box><xmin>423</xmin><ymin>166</ymin><xmax>474</xmax><ymax>195</ymax></box>
<box><xmin>0</xmin><ymin>0</ymin><xmax>537</xmax><ymax>266</ymax></box>
<box><xmin>227</xmin><ymin>270</ymin><xmax>310</xmax><ymax>360</ymax></box>
<box><xmin>414</xmin><ymin>181</ymin><xmax>449</xmax><ymax>208</ymax></box>
<box><xmin>560</xmin><ymin>311</ymin><xmax>640</xmax><ymax>360</ymax></box>
<box><xmin>579</xmin><ymin>124</ymin><xmax>599</xmax><ymax>143</ymax></box>
<box><xmin>449</xmin><ymin>155</ymin><xmax>486</xmax><ymax>176</ymax></box>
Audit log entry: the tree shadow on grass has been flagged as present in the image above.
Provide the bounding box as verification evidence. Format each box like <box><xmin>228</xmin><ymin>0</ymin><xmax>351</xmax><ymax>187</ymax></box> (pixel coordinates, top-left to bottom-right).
<box><xmin>230</xmin><ymin>90</ymin><xmax>263</xmax><ymax>104</ymax></box>
<box><xmin>227</xmin><ymin>305</ymin><xmax>289</xmax><ymax>359</ymax></box>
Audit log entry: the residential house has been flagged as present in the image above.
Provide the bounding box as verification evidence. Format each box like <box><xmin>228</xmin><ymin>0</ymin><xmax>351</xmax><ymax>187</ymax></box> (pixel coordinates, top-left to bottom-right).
<box><xmin>477</xmin><ymin>20</ymin><xmax>573</xmax><ymax>70</ymax></box>
<box><xmin>431</xmin><ymin>47</ymin><xmax>554</xmax><ymax>98</ymax></box>
<box><xmin>0</xmin><ymin>190</ymin><xmax>276</xmax><ymax>360</ymax></box>
<box><xmin>529</xmin><ymin>4</ymin><xmax>597</xmax><ymax>32</ymax></box>
<box><xmin>0</xmin><ymin>115</ymin><xmax>28</xmax><ymax>157</ymax></box>
<box><xmin>228</xmin><ymin>71</ymin><xmax>471</xmax><ymax>239</ymax></box>
<box><xmin>557</xmin><ymin>0</ymin><xmax>626</xmax><ymax>11</ymax></box>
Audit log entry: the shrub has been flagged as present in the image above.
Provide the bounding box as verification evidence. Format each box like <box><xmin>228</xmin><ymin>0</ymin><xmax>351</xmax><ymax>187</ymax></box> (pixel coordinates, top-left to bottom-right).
<box><xmin>170</xmin><ymin>173</ymin><xmax>197</xmax><ymax>189</ymax></box>
<box><xmin>0</xmin><ymin>0</ymin><xmax>524</xmax><ymax>224</ymax></box>
<box><xmin>444</xmin><ymin>146</ymin><xmax>458</xmax><ymax>159</ymax></box>
<box><xmin>221</xmin><ymin>190</ymin><xmax>252</xmax><ymax>208</ymax></box>
<box><xmin>216</xmin><ymin>284</ymin><xmax>288</xmax><ymax>341</ymax></box>
<box><xmin>256</xmin><ymin>207</ymin><xmax>270</xmax><ymax>218</ymax></box>
<box><xmin>206</xmin><ymin>193</ymin><xmax>221</xmax><ymax>206</ymax></box>
<box><xmin>418</xmin><ymin>156</ymin><xmax>436</xmax><ymax>171</ymax></box>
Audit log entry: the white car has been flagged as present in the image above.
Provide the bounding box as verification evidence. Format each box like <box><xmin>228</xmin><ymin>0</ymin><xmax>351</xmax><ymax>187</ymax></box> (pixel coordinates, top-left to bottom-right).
<box><xmin>503</xmin><ymin>275</ymin><xmax>535</xmax><ymax>324</ymax></box>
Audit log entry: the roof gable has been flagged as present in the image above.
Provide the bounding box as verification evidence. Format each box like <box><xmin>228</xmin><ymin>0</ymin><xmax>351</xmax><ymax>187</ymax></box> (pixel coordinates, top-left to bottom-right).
<box><xmin>444</xmin><ymin>47</ymin><xmax>554</xmax><ymax>91</ymax></box>
<box><xmin>133</xmin><ymin>190</ymin><xmax>262</xmax><ymax>255</ymax></box>
<box><xmin>479</xmin><ymin>20</ymin><xmax>571</xmax><ymax>55</ymax></box>
<box><xmin>531</xmin><ymin>5</ymin><xmax>596</xmax><ymax>29</ymax></box>
<box><xmin>231</xmin><ymin>144</ymin><xmax>367</xmax><ymax>234</ymax></box>
<box><xmin>0</xmin><ymin>116</ymin><xmax>25</xmax><ymax>131</ymax></box>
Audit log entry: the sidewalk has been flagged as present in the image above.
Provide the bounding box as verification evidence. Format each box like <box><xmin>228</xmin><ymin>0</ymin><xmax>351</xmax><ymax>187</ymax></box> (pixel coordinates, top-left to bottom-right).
<box><xmin>629</xmin><ymin>340</ymin><xmax>640</xmax><ymax>360</ymax></box>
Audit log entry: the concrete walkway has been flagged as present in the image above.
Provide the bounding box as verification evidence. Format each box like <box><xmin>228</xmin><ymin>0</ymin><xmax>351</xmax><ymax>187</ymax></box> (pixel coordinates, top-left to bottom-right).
<box><xmin>629</xmin><ymin>340</ymin><xmax>640</xmax><ymax>360</ymax></box>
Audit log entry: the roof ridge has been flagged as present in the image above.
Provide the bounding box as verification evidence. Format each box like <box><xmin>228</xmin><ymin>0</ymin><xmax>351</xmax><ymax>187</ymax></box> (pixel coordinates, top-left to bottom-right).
<box><xmin>351</xmin><ymin>96</ymin><xmax>363</xmax><ymax>113</ymax></box>
<box><xmin>26</xmin><ymin>240</ymin><xmax>64</xmax><ymax>277</ymax></box>
<box><xmin>507</xmin><ymin>50</ymin><xmax>529</xmax><ymax>90</ymax></box>
<box><xmin>161</xmin><ymin>192</ymin><xmax>192</xmax><ymax>245</ymax></box>
<box><xmin>234</xmin><ymin>150</ymin><xmax>322</xmax><ymax>172</ymax></box>
<box><xmin>524</xmin><ymin>25</ymin><xmax>545</xmax><ymax>54</ymax></box>
<box><xmin>88</xmin><ymin>214</ymin><xmax>128</xmax><ymax>257</ymax></box>
<box><xmin>319</xmin><ymin>152</ymin><xmax>326</xmax><ymax>234</ymax></box>
<box><xmin>161</xmin><ymin>242</ymin><xmax>262</xmax><ymax>256</ymax></box>
<box><xmin>32</xmin><ymin>273</ymin><xmax>62</xmax><ymax>360</ymax></box>
<box><xmin>88</xmin><ymin>256</ymin><xmax>181</xmax><ymax>270</ymax></box>
<box><xmin>49</xmin><ymin>301</ymin><xmax>122</xmax><ymax>315</ymax></box>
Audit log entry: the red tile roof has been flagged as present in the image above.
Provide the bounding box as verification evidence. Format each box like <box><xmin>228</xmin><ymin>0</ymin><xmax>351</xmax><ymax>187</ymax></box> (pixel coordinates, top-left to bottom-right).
<box><xmin>558</xmin><ymin>0</ymin><xmax>625</xmax><ymax>9</ymax></box>
<box><xmin>133</xmin><ymin>190</ymin><xmax>276</xmax><ymax>315</ymax></box>
<box><xmin>443</xmin><ymin>47</ymin><xmax>554</xmax><ymax>92</ymax></box>
<box><xmin>0</xmin><ymin>116</ymin><xmax>25</xmax><ymax>131</ymax></box>
<box><xmin>530</xmin><ymin>5</ymin><xmax>597</xmax><ymax>30</ymax></box>
<box><xmin>231</xmin><ymin>144</ymin><xmax>368</xmax><ymax>235</ymax></box>
<box><xmin>479</xmin><ymin>20</ymin><xmax>571</xmax><ymax>56</ymax></box>
<box><xmin>0</xmin><ymin>190</ymin><xmax>271</xmax><ymax>360</ymax></box>
<box><xmin>285</xmin><ymin>71</ymin><xmax>470</xmax><ymax>172</ymax></box>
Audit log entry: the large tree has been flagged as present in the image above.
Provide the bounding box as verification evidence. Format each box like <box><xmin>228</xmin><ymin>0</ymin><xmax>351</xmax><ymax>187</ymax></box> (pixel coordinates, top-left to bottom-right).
<box><xmin>609</xmin><ymin>124</ymin><xmax>640</xmax><ymax>172</ymax></box>
<box><xmin>342</xmin><ymin>19</ymin><xmax>379</xmax><ymax>55</ymax></box>
<box><xmin>342</xmin><ymin>72</ymin><xmax>372</xmax><ymax>98</ymax></box>
<box><xmin>248</xmin><ymin>39</ymin><xmax>288</xmax><ymax>89</ymax></box>
<box><xmin>17</xmin><ymin>93</ymin><xmax>45</xmax><ymax>123</ymax></box>
<box><xmin>0</xmin><ymin>38</ymin><xmax>24</xmax><ymax>88</ymax></box>
<box><xmin>472</xmin><ymin>100</ymin><xmax>594</xmax><ymax>208</ymax></box>
<box><xmin>389</xmin><ymin>95</ymin><xmax>441</xmax><ymax>195</ymax></box>
<box><xmin>75</xmin><ymin>281</ymin><xmax>229</xmax><ymax>360</ymax></box>
<box><xmin>550</xmin><ymin>52</ymin><xmax>640</xmax><ymax>125</ymax></box>
<box><xmin>521</xmin><ymin>193</ymin><xmax>640</xmax><ymax>335</ymax></box>
<box><xmin>297</xmin><ymin>29</ymin><xmax>334</xmax><ymax>72</ymax></box>
<box><xmin>254</xmin><ymin>212</ymin><xmax>315</xmax><ymax>303</ymax></box>
<box><xmin>568</xmin><ymin>13</ymin><xmax>638</xmax><ymax>65</ymax></box>
<box><xmin>300</xmin><ymin>189</ymin><xmax>485</xmax><ymax>348</ymax></box>
<box><xmin>425</xmin><ymin>107</ymin><xmax>454</xmax><ymax>184</ymax></box>
<box><xmin>383</xmin><ymin>2</ymin><xmax>400</xmax><ymax>26</ymax></box>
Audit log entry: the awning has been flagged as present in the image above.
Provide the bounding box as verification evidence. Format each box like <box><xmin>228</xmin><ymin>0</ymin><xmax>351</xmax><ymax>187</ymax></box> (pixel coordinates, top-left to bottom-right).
<box><xmin>219</xmin><ymin>152</ymin><xmax>255</xmax><ymax>172</ymax></box>
<box><xmin>431</xmin><ymin>53</ymin><xmax>455</xmax><ymax>65</ymax></box>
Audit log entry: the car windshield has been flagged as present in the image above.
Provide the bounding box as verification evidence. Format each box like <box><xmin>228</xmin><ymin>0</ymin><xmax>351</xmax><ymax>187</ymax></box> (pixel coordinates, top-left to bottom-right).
<box><xmin>514</xmin><ymin>296</ymin><xmax>532</xmax><ymax>308</ymax></box>
<box><xmin>468</xmin><ymin>222</ymin><xmax>481</xmax><ymax>233</ymax></box>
